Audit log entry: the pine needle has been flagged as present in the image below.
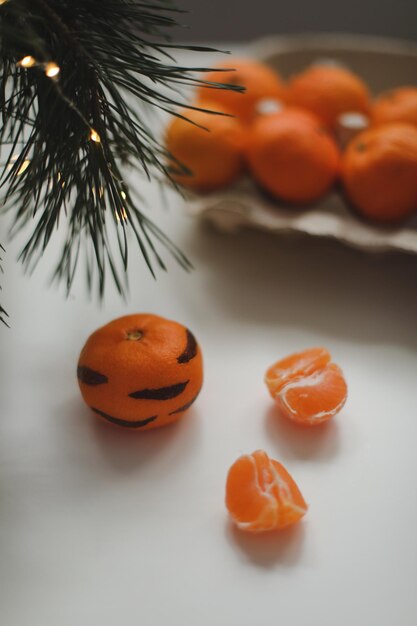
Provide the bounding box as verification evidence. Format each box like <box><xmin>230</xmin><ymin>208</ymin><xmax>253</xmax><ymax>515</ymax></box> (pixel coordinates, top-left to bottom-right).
<box><xmin>0</xmin><ymin>0</ymin><xmax>243</xmax><ymax>317</ymax></box>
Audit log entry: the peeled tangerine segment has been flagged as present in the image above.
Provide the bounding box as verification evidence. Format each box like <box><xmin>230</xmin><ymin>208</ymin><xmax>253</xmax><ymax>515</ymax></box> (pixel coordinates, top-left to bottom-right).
<box><xmin>226</xmin><ymin>450</ymin><xmax>307</xmax><ymax>532</ymax></box>
<box><xmin>265</xmin><ymin>347</ymin><xmax>331</xmax><ymax>394</ymax></box>
<box><xmin>265</xmin><ymin>348</ymin><xmax>347</xmax><ymax>425</ymax></box>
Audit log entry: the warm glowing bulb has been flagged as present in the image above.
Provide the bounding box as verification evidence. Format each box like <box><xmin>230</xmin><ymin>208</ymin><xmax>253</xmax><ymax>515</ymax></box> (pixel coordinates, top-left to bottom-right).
<box><xmin>0</xmin><ymin>1</ymin><xmax>9</xmax><ymax>6</ymax></box>
<box><xmin>116</xmin><ymin>208</ymin><xmax>128</xmax><ymax>223</ymax></box>
<box><xmin>8</xmin><ymin>155</ymin><xmax>30</xmax><ymax>175</ymax></box>
<box><xmin>17</xmin><ymin>160</ymin><xmax>30</xmax><ymax>175</ymax></box>
<box><xmin>18</xmin><ymin>56</ymin><xmax>36</xmax><ymax>68</ymax></box>
<box><xmin>90</xmin><ymin>129</ymin><xmax>101</xmax><ymax>143</ymax></box>
<box><xmin>45</xmin><ymin>62</ymin><xmax>60</xmax><ymax>78</ymax></box>
<box><xmin>120</xmin><ymin>191</ymin><xmax>127</xmax><ymax>200</ymax></box>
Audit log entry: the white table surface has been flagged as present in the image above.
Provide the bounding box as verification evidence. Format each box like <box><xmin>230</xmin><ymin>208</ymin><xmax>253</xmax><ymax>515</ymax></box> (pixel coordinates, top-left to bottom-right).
<box><xmin>1</xmin><ymin>45</ymin><xmax>417</xmax><ymax>626</ymax></box>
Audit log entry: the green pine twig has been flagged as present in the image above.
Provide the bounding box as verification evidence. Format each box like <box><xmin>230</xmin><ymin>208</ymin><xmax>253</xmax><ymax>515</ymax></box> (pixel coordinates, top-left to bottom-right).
<box><xmin>0</xmin><ymin>244</ymin><xmax>9</xmax><ymax>326</ymax></box>
<box><xmin>0</xmin><ymin>0</ymin><xmax>243</xmax><ymax>309</ymax></box>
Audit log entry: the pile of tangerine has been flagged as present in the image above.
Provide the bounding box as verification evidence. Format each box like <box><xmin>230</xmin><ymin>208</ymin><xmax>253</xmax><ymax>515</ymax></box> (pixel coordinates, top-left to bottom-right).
<box><xmin>166</xmin><ymin>58</ymin><xmax>417</xmax><ymax>224</ymax></box>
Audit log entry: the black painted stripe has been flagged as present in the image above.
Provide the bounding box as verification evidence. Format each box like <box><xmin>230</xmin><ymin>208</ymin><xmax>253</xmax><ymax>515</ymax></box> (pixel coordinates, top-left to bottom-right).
<box><xmin>77</xmin><ymin>366</ymin><xmax>108</xmax><ymax>386</ymax></box>
<box><xmin>177</xmin><ymin>329</ymin><xmax>198</xmax><ymax>364</ymax></box>
<box><xmin>91</xmin><ymin>407</ymin><xmax>158</xmax><ymax>429</ymax></box>
<box><xmin>168</xmin><ymin>391</ymin><xmax>200</xmax><ymax>416</ymax></box>
<box><xmin>129</xmin><ymin>380</ymin><xmax>189</xmax><ymax>400</ymax></box>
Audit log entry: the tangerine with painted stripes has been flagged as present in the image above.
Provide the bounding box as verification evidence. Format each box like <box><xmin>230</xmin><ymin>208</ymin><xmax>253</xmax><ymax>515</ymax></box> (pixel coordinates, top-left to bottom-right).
<box><xmin>226</xmin><ymin>450</ymin><xmax>308</xmax><ymax>532</ymax></box>
<box><xmin>265</xmin><ymin>347</ymin><xmax>347</xmax><ymax>426</ymax></box>
<box><xmin>77</xmin><ymin>314</ymin><xmax>203</xmax><ymax>430</ymax></box>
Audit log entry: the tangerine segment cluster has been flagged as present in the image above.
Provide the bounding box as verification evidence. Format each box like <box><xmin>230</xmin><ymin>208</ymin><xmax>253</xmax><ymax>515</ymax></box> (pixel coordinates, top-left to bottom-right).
<box><xmin>77</xmin><ymin>314</ymin><xmax>203</xmax><ymax>431</ymax></box>
<box><xmin>265</xmin><ymin>348</ymin><xmax>347</xmax><ymax>426</ymax></box>
<box><xmin>225</xmin><ymin>450</ymin><xmax>308</xmax><ymax>532</ymax></box>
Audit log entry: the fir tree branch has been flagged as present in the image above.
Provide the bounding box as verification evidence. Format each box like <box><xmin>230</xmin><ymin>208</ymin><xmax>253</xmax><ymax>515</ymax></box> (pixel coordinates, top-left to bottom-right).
<box><xmin>0</xmin><ymin>0</ymin><xmax>243</xmax><ymax>309</ymax></box>
<box><xmin>0</xmin><ymin>244</ymin><xmax>9</xmax><ymax>326</ymax></box>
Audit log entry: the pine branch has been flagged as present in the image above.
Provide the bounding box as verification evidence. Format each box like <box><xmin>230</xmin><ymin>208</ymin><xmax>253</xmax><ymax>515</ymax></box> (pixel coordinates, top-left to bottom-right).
<box><xmin>0</xmin><ymin>243</ymin><xmax>9</xmax><ymax>326</ymax></box>
<box><xmin>0</xmin><ymin>0</ymin><xmax>243</xmax><ymax>306</ymax></box>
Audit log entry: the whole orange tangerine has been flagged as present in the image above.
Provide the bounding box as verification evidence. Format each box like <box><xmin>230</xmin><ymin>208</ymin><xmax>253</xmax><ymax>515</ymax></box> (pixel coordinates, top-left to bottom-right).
<box><xmin>372</xmin><ymin>87</ymin><xmax>417</xmax><ymax>128</ymax></box>
<box><xmin>165</xmin><ymin>101</ymin><xmax>245</xmax><ymax>191</ymax></box>
<box><xmin>196</xmin><ymin>58</ymin><xmax>286</xmax><ymax>123</ymax></box>
<box><xmin>77</xmin><ymin>314</ymin><xmax>203</xmax><ymax>430</ymax></box>
<box><xmin>245</xmin><ymin>109</ymin><xmax>340</xmax><ymax>203</ymax></box>
<box><xmin>342</xmin><ymin>122</ymin><xmax>417</xmax><ymax>222</ymax></box>
<box><xmin>287</xmin><ymin>64</ymin><xmax>371</xmax><ymax>130</ymax></box>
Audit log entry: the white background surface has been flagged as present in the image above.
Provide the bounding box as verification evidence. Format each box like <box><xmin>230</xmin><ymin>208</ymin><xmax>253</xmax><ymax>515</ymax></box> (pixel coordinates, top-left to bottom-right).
<box><xmin>1</xmin><ymin>46</ymin><xmax>417</xmax><ymax>626</ymax></box>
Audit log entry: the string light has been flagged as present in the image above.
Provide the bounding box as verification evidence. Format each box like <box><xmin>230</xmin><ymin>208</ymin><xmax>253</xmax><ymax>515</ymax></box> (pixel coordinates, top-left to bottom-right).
<box><xmin>116</xmin><ymin>192</ymin><xmax>128</xmax><ymax>222</ymax></box>
<box><xmin>91</xmin><ymin>185</ymin><xmax>104</xmax><ymax>200</ymax></box>
<box><xmin>18</xmin><ymin>56</ymin><xmax>36</xmax><ymax>68</ymax></box>
<box><xmin>44</xmin><ymin>62</ymin><xmax>60</xmax><ymax>78</ymax></box>
<box><xmin>57</xmin><ymin>172</ymin><xmax>66</xmax><ymax>188</ymax></box>
<box><xmin>17</xmin><ymin>160</ymin><xmax>30</xmax><ymax>175</ymax></box>
<box><xmin>116</xmin><ymin>208</ymin><xmax>128</xmax><ymax>223</ymax></box>
<box><xmin>8</xmin><ymin>155</ymin><xmax>30</xmax><ymax>175</ymax></box>
<box><xmin>0</xmin><ymin>1</ymin><xmax>9</xmax><ymax>5</ymax></box>
<box><xmin>17</xmin><ymin>57</ymin><xmax>61</xmax><ymax>81</ymax></box>
<box><xmin>90</xmin><ymin>129</ymin><xmax>101</xmax><ymax>143</ymax></box>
